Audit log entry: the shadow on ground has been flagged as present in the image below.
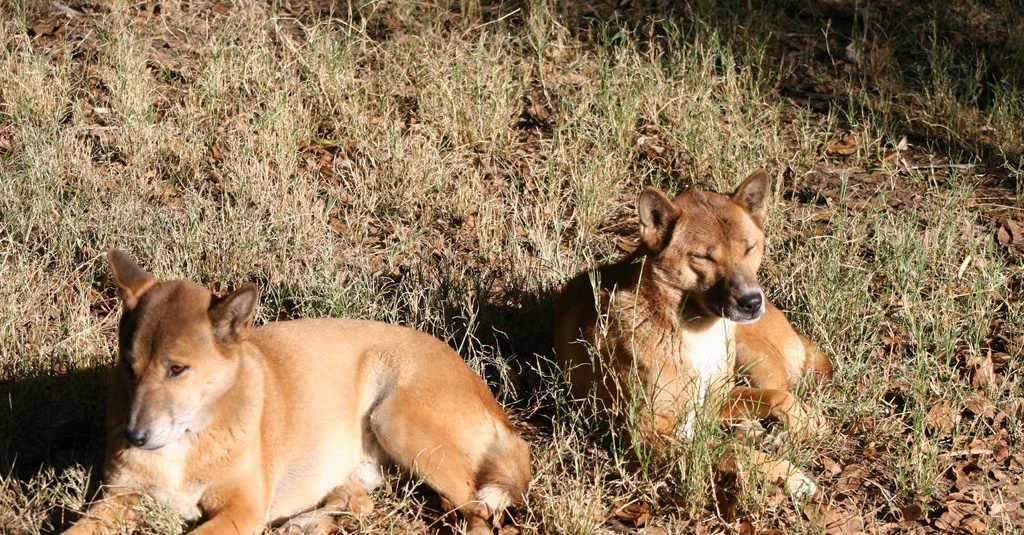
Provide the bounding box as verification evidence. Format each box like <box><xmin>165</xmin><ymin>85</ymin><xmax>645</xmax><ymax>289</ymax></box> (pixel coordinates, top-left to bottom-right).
<box><xmin>0</xmin><ymin>366</ymin><xmax>109</xmax><ymax>479</ymax></box>
<box><xmin>460</xmin><ymin>0</ymin><xmax>1024</xmax><ymax>176</ymax></box>
<box><xmin>1</xmin><ymin>364</ymin><xmax>110</xmax><ymax>532</ymax></box>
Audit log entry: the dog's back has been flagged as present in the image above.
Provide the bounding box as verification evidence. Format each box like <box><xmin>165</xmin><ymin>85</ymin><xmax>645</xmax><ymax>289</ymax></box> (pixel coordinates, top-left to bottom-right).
<box><xmin>251</xmin><ymin>318</ymin><xmax>530</xmax><ymax>523</ymax></box>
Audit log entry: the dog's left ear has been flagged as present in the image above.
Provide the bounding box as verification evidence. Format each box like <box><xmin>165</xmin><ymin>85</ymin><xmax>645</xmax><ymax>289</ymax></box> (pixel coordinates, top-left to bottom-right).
<box><xmin>209</xmin><ymin>283</ymin><xmax>258</xmax><ymax>343</ymax></box>
<box><xmin>732</xmin><ymin>169</ymin><xmax>770</xmax><ymax>227</ymax></box>
<box><xmin>108</xmin><ymin>249</ymin><xmax>156</xmax><ymax>311</ymax></box>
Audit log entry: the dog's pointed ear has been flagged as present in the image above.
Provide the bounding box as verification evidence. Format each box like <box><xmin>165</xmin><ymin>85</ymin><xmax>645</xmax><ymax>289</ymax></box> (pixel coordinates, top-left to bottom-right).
<box><xmin>209</xmin><ymin>283</ymin><xmax>258</xmax><ymax>343</ymax></box>
<box><xmin>108</xmin><ymin>249</ymin><xmax>156</xmax><ymax>311</ymax></box>
<box><xmin>732</xmin><ymin>169</ymin><xmax>770</xmax><ymax>227</ymax></box>
<box><xmin>638</xmin><ymin>186</ymin><xmax>681</xmax><ymax>252</ymax></box>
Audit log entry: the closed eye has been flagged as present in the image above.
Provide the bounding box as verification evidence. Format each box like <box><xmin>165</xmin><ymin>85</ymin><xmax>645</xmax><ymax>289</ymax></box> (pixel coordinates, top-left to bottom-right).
<box><xmin>122</xmin><ymin>354</ymin><xmax>136</xmax><ymax>375</ymax></box>
<box><xmin>744</xmin><ymin>243</ymin><xmax>757</xmax><ymax>255</ymax></box>
<box><xmin>690</xmin><ymin>253</ymin><xmax>714</xmax><ymax>262</ymax></box>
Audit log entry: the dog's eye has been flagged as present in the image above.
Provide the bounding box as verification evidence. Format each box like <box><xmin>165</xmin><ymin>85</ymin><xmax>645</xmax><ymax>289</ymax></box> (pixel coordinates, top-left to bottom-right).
<box><xmin>744</xmin><ymin>243</ymin><xmax>757</xmax><ymax>255</ymax></box>
<box><xmin>167</xmin><ymin>364</ymin><xmax>189</xmax><ymax>378</ymax></box>
<box><xmin>690</xmin><ymin>253</ymin><xmax>714</xmax><ymax>262</ymax></box>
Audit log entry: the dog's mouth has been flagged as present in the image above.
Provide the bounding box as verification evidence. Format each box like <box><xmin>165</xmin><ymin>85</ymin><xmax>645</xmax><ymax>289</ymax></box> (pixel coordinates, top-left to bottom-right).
<box><xmin>124</xmin><ymin>414</ymin><xmax>192</xmax><ymax>450</ymax></box>
<box><xmin>726</xmin><ymin>306</ymin><xmax>765</xmax><ymax>324</ymax></box>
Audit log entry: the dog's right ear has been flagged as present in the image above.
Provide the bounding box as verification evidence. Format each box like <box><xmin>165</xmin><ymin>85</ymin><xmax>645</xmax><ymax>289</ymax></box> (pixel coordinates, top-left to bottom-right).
<box><xmin>209</xmin><ymin>283</ymin><xmax>258</xmax><ymax>344</ymax></box>
<box><xmin>638</xmin><ymin>186</ymin><xmax>681</xmax><ymax>252</ymax></box>
<box><xmin>108</xmin><ymin>249</ymin><xmax>156</xmax><ymax>311</ymax></box>
<box><xmin>732</xmin><ymin>169</ymin><xmax>770</xmax><ymax>227</ymax></box>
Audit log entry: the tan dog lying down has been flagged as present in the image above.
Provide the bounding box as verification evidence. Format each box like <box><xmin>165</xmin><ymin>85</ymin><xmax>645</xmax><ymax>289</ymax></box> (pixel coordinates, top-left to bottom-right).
<box><xmin>64</xmin><ymin>250</ymin><xmax>531</xmax><ymax>535</ymax></box>
<box><xmin>554</xmin><ymin>170</ymin><xmax>831</xmax><ymax>495</ymax></box>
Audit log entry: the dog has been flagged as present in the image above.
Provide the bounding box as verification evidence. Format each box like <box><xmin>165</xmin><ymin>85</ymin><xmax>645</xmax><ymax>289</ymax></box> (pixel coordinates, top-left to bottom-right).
<box><xmin>553</xmin><ymin>169</ymin><xmax>831</xmax><ymax>495</ymax></box>
<box><xmin>64</xmin><ymin>250</ymin><xmax>532</xmax><ymax>535</ymax></box>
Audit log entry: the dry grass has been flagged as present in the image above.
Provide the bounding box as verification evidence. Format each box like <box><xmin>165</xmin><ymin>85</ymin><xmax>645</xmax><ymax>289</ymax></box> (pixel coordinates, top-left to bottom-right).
<box><xmin>2</xmin><ymin>0</ymin><xmax>1023</xmax><ymax>533</ymax></box>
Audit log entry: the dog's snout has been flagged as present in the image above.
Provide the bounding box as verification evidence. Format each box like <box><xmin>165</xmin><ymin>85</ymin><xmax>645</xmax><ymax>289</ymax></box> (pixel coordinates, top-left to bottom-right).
<box><xmin>737</xmin><ymin>292</ymin><xmax>763</xmax><ymax>315</ymax></box>
<box><xmin>124</xmin><ymin>427</ymin><xmax>150</xmax><ymax>448</ymax></box>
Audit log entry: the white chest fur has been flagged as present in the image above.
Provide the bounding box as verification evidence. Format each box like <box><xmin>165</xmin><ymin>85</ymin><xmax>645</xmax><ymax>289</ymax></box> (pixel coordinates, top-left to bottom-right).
<box><xmin>677</xmin><ymin>318</ymin><xmax>734</xmax><ymax>438</ymax></box>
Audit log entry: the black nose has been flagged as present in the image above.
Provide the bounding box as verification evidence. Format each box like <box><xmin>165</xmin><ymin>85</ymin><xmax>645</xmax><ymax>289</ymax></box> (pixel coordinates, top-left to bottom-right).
<box><xmin>124</xmin><ymin>427</ymin><xmax>149</xmax><ymax>448</ymax></box>
<box><xmin>736</xmin><ymin>292</ymin><xmax>763</xmax><ymax>315</ymax></box>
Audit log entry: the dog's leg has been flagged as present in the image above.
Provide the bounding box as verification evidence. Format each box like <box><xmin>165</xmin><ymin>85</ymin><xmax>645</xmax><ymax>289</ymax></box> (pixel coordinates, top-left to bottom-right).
<box><xmin>274</xmin><ymin>479</ymin><xmax>374</xmax><ymax>535</ymax></box>
<box><xmin>717</xmin><ymin>442</ymin><xmax>817</xmax><ymax>498</ymax></box>
<box><xmin>800</xmin><ymin>334</ymin><xmax>833</xmax><ymax>384</ymax></box>
<box><xmin>722</xmin><ymin>386</ymin><xmax>826</xmax><ymax>439</ymax></box>
<box><xmin>368</xmin><ymin>395</ymin><xmax>500</xmax><ymax>535</ymax></box>
<box><xmin>63</xmin><ymin>492</ymin><xmax>143</xmax><ymax>535</ymax></box>
<box><xmin>187</xmin><ymin>496</ymin><xmax>265</xmax><ymax>535</ymax></box>
<box><xmin>735</xmin><ymin>346</ymin><xmax>791</xmax><ymax>391</ymax></box>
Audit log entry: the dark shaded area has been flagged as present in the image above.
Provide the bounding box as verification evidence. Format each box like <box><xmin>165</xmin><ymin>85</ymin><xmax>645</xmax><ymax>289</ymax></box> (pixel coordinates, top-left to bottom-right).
<box><xmin>315</xmin><ymin>0</ymin><xmax>1024</xmax><ymax>175</ymax></box>
<box><xmin>0</xmin><ymin>366</ymin><xmax>109</xmax><ymax>478</ymax></box>
<box><xmin>521</xmin><ymin>0</ymin><xmax>1024</xmax><ymax>170</ymax></box>
<box><xmin>0</xmin><ymin>365</ymin><xmax>110</xmax><ymax>531</ymax></box>
<box><xmin>370</xmin><ymin>260</ymin><xmax>563</xmax><ymax>407</ymax></box>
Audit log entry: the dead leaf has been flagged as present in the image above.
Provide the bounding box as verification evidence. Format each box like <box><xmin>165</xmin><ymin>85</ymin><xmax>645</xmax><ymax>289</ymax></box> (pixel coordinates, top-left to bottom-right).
<box><xmin>32</xmin><ymin>23</ymin><xmax>56</xmax><ymax>37</ymax></box>
<box><xmin>970</xmin><ymin>350</ymin><xmax>997</xmax><ymax>390</ymax></box>
<box><xmin>804</xmin><ymin>500</ymin><xmax>833</xmax><ymax>529</ymax></box>
<box><xmin>996</xmin><ymin>216</ymin><xmax>1024</xmax><ymax>254</ymax></box>
<box><xmin>836</xmin><ymin>464</ymin><xmax>871</xmax><ymax>493</ymax></box>
<box><xmin>826</xmin><ymin>511</ymin><xmax>864</xmax><ymax>535</ymax></box>
<box><xmin>934</xmin><ymin>501</ymin><xmax>970</xmax><ymax>532</ymax></box>
<box><xmin>210</xmin><ymin>139</ymin><xmax>222</xmax><ymax>161</ymax></box>
<box><xmin>612</xmin><ymin>501</ymin><xmax>650</xmax><ymax>527</ymax></box>
<box><xmin>953</xmin><ymin>461</ymin><xmax>984</xmax><ymax>491</ymax></box>
<box><xmin>899</xmin><ymin>503</ymin><xmax>924</xmax><ymax>523</ymax></box>
<box><xmin>211</xmin><ymin>3</ymin><xmax>231</xmax><ymax>15</ymax></box>
<box><xmin>926</xmin><ymin>400</ymin><xmax>960</xmax><ymax>434</ymax></box>
<box><xmin>961</xmin><ymin>515</ymin><xmax>987</xmax><ymax>533</ymax></box>
<box><xmin>827</xmin><ymin>133</ymin><xmax>858</xmax><ymax>155</ymax></box>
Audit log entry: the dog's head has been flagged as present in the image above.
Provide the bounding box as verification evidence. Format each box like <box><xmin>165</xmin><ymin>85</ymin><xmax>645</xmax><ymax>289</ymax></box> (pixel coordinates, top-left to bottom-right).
<box><xmin>107</xmin><ymin>250</ymin><xmax>257</xmax><ymax>450</ymax></box>
<box><xmin>637</xmin><ymin>170</ymin><xmax>770</xmax><ymax>324</ymax></box>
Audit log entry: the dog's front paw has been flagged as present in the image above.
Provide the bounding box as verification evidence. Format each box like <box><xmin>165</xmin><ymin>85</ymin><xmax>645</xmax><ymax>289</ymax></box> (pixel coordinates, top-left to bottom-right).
<box><xmin>274</xmin><ymin>515</ymin><xmax>340</xmax><ymax>535</ymax></box>
<box><xmin>784</xmin><ymin>402</ymin><xmax>828</xmax><ymax>440</ymax></box>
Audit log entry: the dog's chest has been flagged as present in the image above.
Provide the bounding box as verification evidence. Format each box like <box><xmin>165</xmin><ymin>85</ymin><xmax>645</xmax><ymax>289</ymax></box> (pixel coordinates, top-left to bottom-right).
<box><xmin>116</xmin><ymin>441</ymin><xmax>204</xmax><ymax>519</ymax></box>
<box><xmin>674</xmin><ymin>320</ymin><xmax>734</xmax><ymax>438</ymax></box>
<box><xmin>683</xmin><ymin>321</ymin><xmax>734</xmax><ymax>399</ymax></box>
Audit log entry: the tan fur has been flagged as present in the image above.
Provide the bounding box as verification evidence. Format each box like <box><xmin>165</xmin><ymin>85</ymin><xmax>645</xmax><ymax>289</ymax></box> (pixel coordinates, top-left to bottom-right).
<box><xmin>64</xmin><ymin>251</ymin><xmax>531</xmax><ymax>535</ymax></box>
<box><xmin>735</xmin><ymin>301</ymin><xmax>833</xmax><ymax>392</ymax></box>
<box><xmin>554</xmin><ymin>170</ymin><xmax>831</xmax><ymax>496</ymax></box>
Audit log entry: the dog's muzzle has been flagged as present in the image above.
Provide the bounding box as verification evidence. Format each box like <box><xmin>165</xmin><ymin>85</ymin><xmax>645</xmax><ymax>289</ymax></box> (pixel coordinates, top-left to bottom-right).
<box><xmin>124</xmin><ymin>427</ymin><xmax>153</xmax><ymax>449</ymax></box>
<box><xmin>727</xmin><ymin>290</ymin><xmax>766</xmax><ymax>324</ymax></box>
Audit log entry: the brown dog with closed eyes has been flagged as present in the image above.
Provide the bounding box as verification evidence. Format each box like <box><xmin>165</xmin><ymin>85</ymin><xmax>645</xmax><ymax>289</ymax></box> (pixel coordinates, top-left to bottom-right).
<box><xmin>555</xmin><ymin>170</ymin><xmax>831</xmax><ymax>496</ymax></box>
